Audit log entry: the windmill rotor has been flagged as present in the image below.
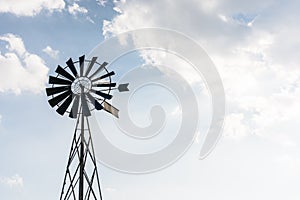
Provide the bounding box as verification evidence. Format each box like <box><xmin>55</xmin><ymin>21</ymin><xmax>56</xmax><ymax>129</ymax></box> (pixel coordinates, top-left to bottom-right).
<box><xmin>46</xmin><ymin>55</ymin><xmax>128</xmax><ymax>118</ymax></box>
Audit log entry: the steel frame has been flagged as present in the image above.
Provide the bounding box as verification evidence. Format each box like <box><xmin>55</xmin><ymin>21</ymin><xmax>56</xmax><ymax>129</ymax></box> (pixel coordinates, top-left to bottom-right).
<box><xmin>60</xmin><ymin>112</ymin><xmax>102</xmax><ymax>200</ymax></box>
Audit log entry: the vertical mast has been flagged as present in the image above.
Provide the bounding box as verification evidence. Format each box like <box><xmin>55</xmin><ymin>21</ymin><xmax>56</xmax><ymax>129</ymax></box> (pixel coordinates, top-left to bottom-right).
<box><xmin>79</xmin><ymin>112</ymin><xmax>84</xmax><ymax>200</ymax></box>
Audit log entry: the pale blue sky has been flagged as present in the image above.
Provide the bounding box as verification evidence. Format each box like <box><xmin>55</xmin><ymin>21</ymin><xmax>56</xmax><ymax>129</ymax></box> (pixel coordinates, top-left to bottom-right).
<box><xmin>1</xmin><ymin>0</ymin><xmax>300</xmax><ymax>200</ymax></box>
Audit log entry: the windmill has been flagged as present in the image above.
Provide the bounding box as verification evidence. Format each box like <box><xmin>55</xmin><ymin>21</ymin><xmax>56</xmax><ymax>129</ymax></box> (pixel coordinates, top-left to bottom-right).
<box><xmin>46</xmin><ymin>55</ymin><xmax>129</xmax><ymax>200</ymax></box>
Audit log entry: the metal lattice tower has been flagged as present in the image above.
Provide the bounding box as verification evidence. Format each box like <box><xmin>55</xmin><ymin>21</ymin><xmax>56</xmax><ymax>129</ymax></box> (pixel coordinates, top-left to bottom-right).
<box><xmin>60</xmin><ymin>113</ymin><xmax>101</xmax><ymax>200</ymax></box>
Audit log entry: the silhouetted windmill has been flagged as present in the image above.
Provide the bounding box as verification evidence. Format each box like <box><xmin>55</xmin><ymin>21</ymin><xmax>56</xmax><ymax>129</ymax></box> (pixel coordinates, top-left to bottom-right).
<box><xmin>46</xmin><ymin>55</ymin><xmax>129</xmax><ymax>200</ymax></box>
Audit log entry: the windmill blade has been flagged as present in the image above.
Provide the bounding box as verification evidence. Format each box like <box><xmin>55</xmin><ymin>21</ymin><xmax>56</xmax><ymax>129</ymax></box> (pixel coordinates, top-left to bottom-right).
<box><xmin>84</xmin><ymin>57</ymin><xmax>97</xmax><ymax>77</ymax></box>
<box><xmin>93</xmin><ymin>83</ymin><xmax>116</xmax><ymax>87</ymax></box>
<box><xmin>103</xmin><ymin>101</ymin><xmax>119</xmax><ymax>118</ymax></box>
<box><xmin>92</xmin><ymin>71</ymin><xmax>115</xmax><ymax>82</ymax></box>
<box><xmin>91</xmin><ymin>89</ymin><xmax>112</xmax><ymax>100</ymax></box>
<box><xmin>48</xmin><ymin>90</ymin><xmax>72</xmax><ymax>107</ymax></box>
<box><xmin>69</xmin><ymin>95</ymin><xmax>80</xmax><ymax>118</ymax></box>
<box><xmin>89</xmin><ymin>62</ymin><xmax>108</xmax><ymax>79</ymax></box>
<box><xmin>66</xmin><ymin>58</ymin><xmax>78</xmax><ymax>77</ymax></box>
<box><xmin>56</xmin><ymin>94</ymin><xmax>74</xmax><ymax>115</ymax></box>
<box><xmin>49</xmin><ymin>76</ymin><xmax>72</xmax><ymax>85</ymax></box>
<box><xmin>79</xmin><ymin>55</ymin><xmax>85</xmax><ymax>76</ymax></box>
<box><xmin>55</xmin><ymin>65</ymin><xmax>75</xmax><ymax>81</ymax></box>
<box><xmin>118</xmin><ymin>83</ymin><xmax>129</xmax><ymax>92</ymax></box>
<box><xmin>46</xmin><ymin>86</ymin><xmax>70</xmax><ymax>96</ymax></box>
<box><xmin>81</xmin><ymin>94</ymin><xmax>91</xmax><ymax>116</ymax></box>
<box><xmin>86</xmin><ymin>93</ymin><xmax>103</xmax><ymax>110</ymax></box>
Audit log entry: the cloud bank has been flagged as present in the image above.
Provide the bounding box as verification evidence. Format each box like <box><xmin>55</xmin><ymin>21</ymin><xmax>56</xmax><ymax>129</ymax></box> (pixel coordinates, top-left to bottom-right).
<box><xmin>0</xmin><ymin>0</ymin><xmax>65</xmax><ymax>16</ymax></box>
<box><xmin>102</xmin><ymin>0</ymin><xmax>300</xmax><ymax>143</ymax></box>
<box><xmin>0</xmin><ymin>34</ymin><xmax>49</xmax><ymax>94</ymax></box>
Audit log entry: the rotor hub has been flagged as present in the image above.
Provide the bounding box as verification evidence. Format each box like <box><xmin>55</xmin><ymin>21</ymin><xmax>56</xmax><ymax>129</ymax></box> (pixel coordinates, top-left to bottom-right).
<box><xmin>71</xmin><ymin>77</ymin><xmax>92</xmax><ymax>95</ymax></box>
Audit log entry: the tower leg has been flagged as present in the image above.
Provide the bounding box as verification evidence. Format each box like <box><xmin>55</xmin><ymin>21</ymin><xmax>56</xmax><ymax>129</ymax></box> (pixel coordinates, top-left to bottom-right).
<box><xmin>59</xmin><ymin>113</ymin><xmax>103</xmax><ymax>200</ymax></box>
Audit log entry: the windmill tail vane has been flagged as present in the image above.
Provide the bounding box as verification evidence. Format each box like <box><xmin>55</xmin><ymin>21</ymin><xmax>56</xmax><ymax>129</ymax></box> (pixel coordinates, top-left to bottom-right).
<box><xmin>45</xmin><ymin>55</ymin><xmax>129</xmax><ymax>200</ymax></box>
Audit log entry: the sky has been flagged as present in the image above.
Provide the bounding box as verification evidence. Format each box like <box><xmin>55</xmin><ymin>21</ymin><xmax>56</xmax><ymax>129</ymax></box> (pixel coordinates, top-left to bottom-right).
<box><xmin>0</xmin><ymin>0</ymin><xmax>300</xmax><ymax>200</ymax></box>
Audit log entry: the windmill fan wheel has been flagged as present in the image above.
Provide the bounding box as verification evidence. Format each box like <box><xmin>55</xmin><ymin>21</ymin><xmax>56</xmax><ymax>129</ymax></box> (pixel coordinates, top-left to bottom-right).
<box><xmin>46</xmin><ymin>55</ymin><xmax>118</xmax><ymax>118</ymax></box>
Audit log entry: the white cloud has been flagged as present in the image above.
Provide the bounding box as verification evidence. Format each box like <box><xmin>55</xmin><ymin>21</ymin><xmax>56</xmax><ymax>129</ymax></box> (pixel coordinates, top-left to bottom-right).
<box><xmin>68</xmin><ymin>3</ymin><xmax>88</xmax><ymax>15</ymax></box>
<box><xmin>113</xmin><ymin>0</ymin><xmax>126</xmax><ymax>3</ymax></box>
<box><xmin>0</xmin><ymin>0</ymin><xmax>65</xmax><ymax>16</ymax></box>
<box><xmin>102</xmin><ymin>0</ymin><xmax>300</xmax><ymax>143</ymax></box>
<box><xmin>0</xmin><ymin>33</ymin><xmax>26</xmax><ymax>56</ymax></box>
<box><xmin>218</xmin><ymin>14</ymin><xmax>229</xmax><ymax>22</ymax></box>
<box><xmin>97</xmin><ymin>0</ymin><xmax>107</xmax><ymax>7</ymax></box>
<box><xmin>42</xmin><ymin>46</ymin><xmax>59</xmax><ymax>59</ymax></box>
<box><xmin>86</xmin><ymin>16</ymin><xmax>95</xmax><ymax>24</ymax></box>
<box><xmin>113</xmin><ymin>6</ymin><xmax>123</xmax><ymax>14</ymax></box>
<box><xmin>1</xmin><ymin>174</ymin><xmax>24</xmax><ymax>188</ymax></box>
<box><xmin>0</xmin><ymin>33</ymin><xmax>49</xmax><ymax>95</ymax></box>
<box><xmin>102</xmin><ymin>2</ymin><xmax>155</xmax><ymax>37</ymax></box>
